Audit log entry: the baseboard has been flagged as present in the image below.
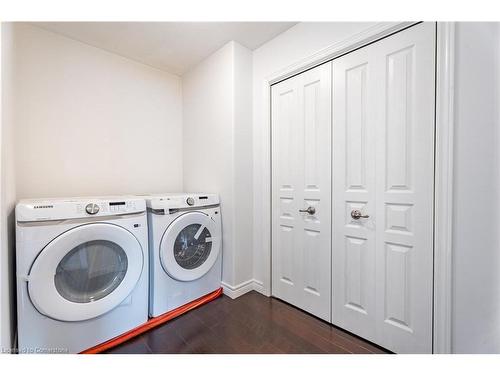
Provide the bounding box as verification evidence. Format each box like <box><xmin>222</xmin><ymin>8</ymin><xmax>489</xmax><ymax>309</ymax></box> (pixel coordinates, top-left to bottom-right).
<box><xmin>221</xmin><ymin>279</ymin><xmax>269</xmax><ymax>299</ymax></box>
<box><xmin>221</xmin><ymin>280</ymin><xmax>254</xmax><ymax>299</ymax></box>
<box><xmin>251</xmin><ymin>279</ymin><xmax>269</xmax><ymax>296</ymax></box>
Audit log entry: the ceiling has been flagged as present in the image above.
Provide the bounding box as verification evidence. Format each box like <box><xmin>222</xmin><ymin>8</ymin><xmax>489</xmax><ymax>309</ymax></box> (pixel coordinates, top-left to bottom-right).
<box><xmin>32</xmin><ymin>22</ymin><xmax>297</xmax><ymax>75</ymax></box>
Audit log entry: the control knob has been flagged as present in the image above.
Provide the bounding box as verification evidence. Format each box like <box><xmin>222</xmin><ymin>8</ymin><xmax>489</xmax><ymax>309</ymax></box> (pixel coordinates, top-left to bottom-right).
<box><xmin>85</xmin><ymin>203</ymin><xmax>100</xmax><ymax>215</ymax></box>
<box><xmin>186</xmin><ymin>197</ymin><xmax>195</xmax><ymax>206</ymax></box>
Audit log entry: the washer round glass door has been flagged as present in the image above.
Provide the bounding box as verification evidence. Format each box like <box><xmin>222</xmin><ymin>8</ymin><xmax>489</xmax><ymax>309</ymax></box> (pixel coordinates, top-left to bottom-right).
<box><xmin>160</xmin><ymin>212</ymin><xmax>220</xmax><ymax>281</ymax></box>
<box><xmin>28</xmin><ymin>223</ymin><xmax>144</xmax><ymax>322</ymax></box>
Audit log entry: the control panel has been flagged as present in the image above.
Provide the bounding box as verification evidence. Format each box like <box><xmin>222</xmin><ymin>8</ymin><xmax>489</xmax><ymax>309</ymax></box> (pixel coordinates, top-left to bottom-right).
<box><xmin>147</xmin><ymin>193</ymin><xmax>219</xmax><ymax>211</ymax></box>
<box><xmin>16</xmin><ymin>197</ymin><xmax>146</xmax><ymax>222</ymax></box>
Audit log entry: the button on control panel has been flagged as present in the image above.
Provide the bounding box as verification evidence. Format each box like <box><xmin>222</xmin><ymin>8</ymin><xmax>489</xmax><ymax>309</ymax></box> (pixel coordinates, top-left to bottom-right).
<box><xmin>85</xmin><ymin>203</ymin><xmax>100</xmax><ymax>215</ymax></box>
<box><xmin>186</xmin><ymin>197</ymin><xmax>195</xmax><ymax>206</ymax></box>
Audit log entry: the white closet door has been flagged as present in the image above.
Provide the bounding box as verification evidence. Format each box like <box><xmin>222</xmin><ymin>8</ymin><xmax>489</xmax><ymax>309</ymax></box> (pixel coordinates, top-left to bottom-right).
<box><xmin>373</xmin><ymin>22</ymin><xmax>435</xmax><ymax>354</ymax></box>
<box><xmin>272</xmin><ymin>62</ymin><xmax>332</xmax><ymax>321</ymax></box>
<box><xmin>332</xmin><ymin>46</ymin><xmax>377</xmax><ymax>341</ymax></box>
<box><xmin>332</xmin><ymin>22</ymin><xmax>435</xmax><ymax>353</ymax></box>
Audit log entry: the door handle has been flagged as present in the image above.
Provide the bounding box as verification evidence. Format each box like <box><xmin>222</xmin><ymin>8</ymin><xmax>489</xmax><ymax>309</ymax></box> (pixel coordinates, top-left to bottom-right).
<box><xmin>299</xmin><ymin>206</ymin><xmax>316</xmax><ymax>215</ymax></box>
<box><xmin>351</xmin><ymin>209</ymin><xmax>369</xmax><ymax>220</ymax></box>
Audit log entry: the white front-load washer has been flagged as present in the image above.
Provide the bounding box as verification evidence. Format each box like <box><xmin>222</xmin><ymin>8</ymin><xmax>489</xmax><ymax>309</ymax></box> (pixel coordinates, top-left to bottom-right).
<box><xmin>16</xmin><ymin>196</ymin><xmax>149</xmax><ymax>354</ymax></box>
<box><xmin>145</xmin><ymin>193</ymin><xmax>222</xmax><ymax>317</ymax></box>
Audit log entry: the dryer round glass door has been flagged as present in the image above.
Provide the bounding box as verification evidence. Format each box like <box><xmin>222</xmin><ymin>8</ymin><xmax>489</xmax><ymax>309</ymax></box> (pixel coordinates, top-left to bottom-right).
<box><xmin>28</xmin><ymin>223</ymin><xmax>144</xmax><ymax>322</ymax></box>
<box><xmin>160</xmin><ymin>212</ymin><xmax>221</xmax><ymax>281</ymax></box>
<box><xmin>54</xmin><ymin>240</ymin><xmax>128</xmax><ymax>303</ymax></box>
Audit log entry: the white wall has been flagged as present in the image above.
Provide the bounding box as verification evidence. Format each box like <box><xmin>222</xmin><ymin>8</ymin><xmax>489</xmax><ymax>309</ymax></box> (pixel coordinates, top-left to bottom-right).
<box><xmin>1</xmin><ymin>22</ymin><xmax>17</xmax><ymax>352</ymax></box>
<box><xmin>183</xmin><ymin>41</ymin><xmax>253</xmax><ymax>293</ymax></box>
<box><xmin>251</xmin><ymin>22</ymin><xmax>379</xmax><ymax>294</ymax></box>
<box><xmin>0</xmin><ymin>23</ymin><xmax>184</xmax><ymax>350</ymax></box>
<box><xmin>12</xmin><ymin>23</ymin><xmax>183</xmax><ymax>199</ymax></box>
<box><xmin>451</xmin><ymin>22</ymin><xmax>500</xmax><ymax>353</ymax></box>
<box><xmin>232</xmin><ymin>43</ymin><xmax>253</xmax><ymax>287</ymax></box>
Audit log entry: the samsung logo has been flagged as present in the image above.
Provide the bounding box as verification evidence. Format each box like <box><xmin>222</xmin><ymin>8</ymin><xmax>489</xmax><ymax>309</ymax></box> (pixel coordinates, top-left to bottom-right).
<box><xmin>33</xmin><ymin>205</ymin><xmax>53</xmax><ymax>209</ymax></box>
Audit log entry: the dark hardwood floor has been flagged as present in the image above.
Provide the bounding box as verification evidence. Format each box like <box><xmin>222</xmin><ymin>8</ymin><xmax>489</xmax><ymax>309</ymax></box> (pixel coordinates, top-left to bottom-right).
<box><xmin>105</xmin><ymin>291</ymin><xmax>390</xmax><ymax>354</ymax></box>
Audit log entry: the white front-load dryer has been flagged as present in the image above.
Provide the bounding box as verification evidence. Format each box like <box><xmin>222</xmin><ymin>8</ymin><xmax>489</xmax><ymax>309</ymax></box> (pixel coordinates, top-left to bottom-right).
<box><xmin>145</xmin><ymin>193</ymin><xmax>222</xmax><ymax>317</ymax></box>
<box><xmin>15</xmin><ymin>197</ymin><xmax>149</xmax><ymax>353</ymax></box>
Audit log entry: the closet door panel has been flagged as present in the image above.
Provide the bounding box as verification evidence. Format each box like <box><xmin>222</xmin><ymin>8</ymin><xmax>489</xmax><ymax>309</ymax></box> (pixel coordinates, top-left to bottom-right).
<box><xmin>272</xmin><ymin>78</ymin><xmax>300</xmax><ymax>306</ymax></box>
<box><xmin>332</xmin><ymin>48</ymin><xmax>377</xmax><ymax>340</ymax></box>
<box><xmin>333</xmin><ymin>22</ymin><xmax>435</xmax><ymax>353</ymax></box>
<box><xmin>373</xmin><ymin>22</ymin><xmax>435</xmax><ymax>354</ymax></box>
<box><xmin>298</xmin><ymin>64</ymin><xmax>332</xmax><ymax>321</ymax></box>
<box><xmin>272</xmin><ymin>62</ymin><xmax>332</xmax><ymax>321</ymax></box>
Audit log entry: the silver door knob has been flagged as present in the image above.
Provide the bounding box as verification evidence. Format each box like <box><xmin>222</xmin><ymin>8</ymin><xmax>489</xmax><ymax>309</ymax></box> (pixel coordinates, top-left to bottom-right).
<box><xmin>299</xmin><ymin>206</ymin><xmax>316</xmax><ymax>215</ymax></box>
<box><xmin>351</xmin><ymin>209</ymin><xmax>369</xmax><ymax>220</ymax></box>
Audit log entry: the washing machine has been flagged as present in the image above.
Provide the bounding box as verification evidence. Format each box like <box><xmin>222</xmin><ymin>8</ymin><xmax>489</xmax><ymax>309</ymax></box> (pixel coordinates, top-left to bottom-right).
<box><xmin>15</xmin><ymin>196</ymin><xmax>149</xmax><ymax>354</ymax></box>
<box><xmin>145</xmin><ymin>193</ymin><xmax>222</xmax><ymax>317</ymax></box>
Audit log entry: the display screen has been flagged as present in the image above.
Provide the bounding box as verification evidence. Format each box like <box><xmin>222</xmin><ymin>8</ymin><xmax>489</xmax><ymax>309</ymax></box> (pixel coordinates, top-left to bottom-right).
<box><xmin>109</xmin><ymin>202</ymin><xmax>126</xmax><ymax>206</ymax></box>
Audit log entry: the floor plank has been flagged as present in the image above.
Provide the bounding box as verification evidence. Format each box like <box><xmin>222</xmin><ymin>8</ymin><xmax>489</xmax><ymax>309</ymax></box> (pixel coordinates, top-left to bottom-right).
<box><xmin>105</xmin><ymin>291</ymin><xmax>390</xmax><ymax>354</ymax></box>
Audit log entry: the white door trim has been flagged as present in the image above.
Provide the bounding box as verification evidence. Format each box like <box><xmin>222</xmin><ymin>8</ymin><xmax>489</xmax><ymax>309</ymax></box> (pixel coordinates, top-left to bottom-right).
<box><xmin>268</xmin><ymin>22</ymin><xmax>417</xmax><ymax>85</ymax></box>
<box><xmin>0</xmin><ymin>23</ymin><xmax>4</xmax><ymax>350</ymax></box>
<box><xmin>261</xmin><ymin>22</ymin><xmax>454</xmax><ymax>353</ymax></box>
<box><xmin>433</xmin><ymin>22</ymin><xmax>455</xmax><ymax>354</ymax></box>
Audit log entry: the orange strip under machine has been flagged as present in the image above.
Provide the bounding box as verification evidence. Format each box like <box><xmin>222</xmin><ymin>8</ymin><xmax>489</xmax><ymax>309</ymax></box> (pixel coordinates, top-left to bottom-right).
<box><xmin>81</xmin><ymin>287</ymin><xmax>223</xmax><ymax>354</ymax></box>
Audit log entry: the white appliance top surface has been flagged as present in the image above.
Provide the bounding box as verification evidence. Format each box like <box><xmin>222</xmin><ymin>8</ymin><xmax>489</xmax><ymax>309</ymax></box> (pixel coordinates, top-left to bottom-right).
<box><xmin>16</xmin><ymin>196</ymin><xmax>146</xmax><ymax>222</ymax></box>
<box><xmin>141</xmin><ymin>193</ymin><xmax>219</xmax><ymax>210</ymax></box>
<box><xmin>18</xmin><ymin>195</ymin><xmax>143</xmax><ymax>203</ymax></box>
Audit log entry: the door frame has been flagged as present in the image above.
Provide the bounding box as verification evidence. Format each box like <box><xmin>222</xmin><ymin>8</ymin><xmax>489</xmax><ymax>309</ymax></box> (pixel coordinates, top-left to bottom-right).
<box><xmin>264</xmin><ymin>22</ymin><xmax>454</xmax><ymax>353</ymax></box>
